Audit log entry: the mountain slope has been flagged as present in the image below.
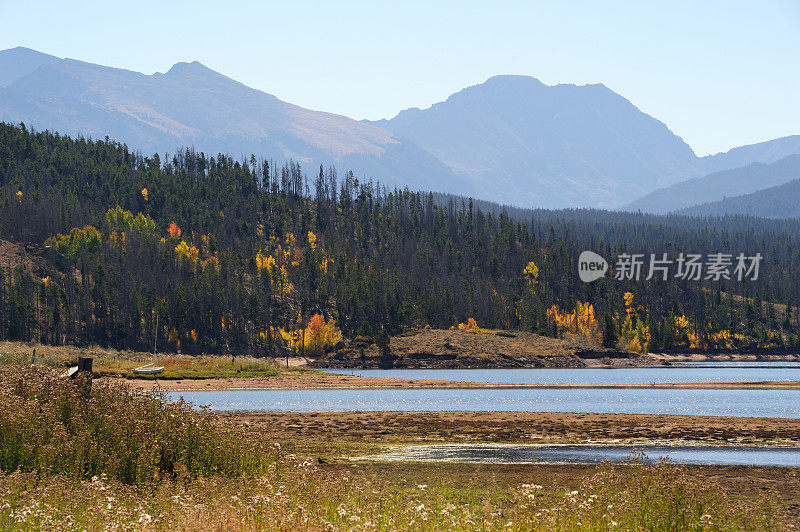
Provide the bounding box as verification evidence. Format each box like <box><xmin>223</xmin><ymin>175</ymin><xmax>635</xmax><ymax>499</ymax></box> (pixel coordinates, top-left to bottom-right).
<box><xmin>623</xmin><ymin>154</ymin><xmax>800</xmax><ymax>214</ymax></box>
<box><xmin>0</xmin><ymin>52</ymin><xmax>461</xmax><ymax>194</ymax></box>
<box><xmin>699</xmin><ymin>135</ymin><xmax>800</xmax><ymax>174</ymax></box>
<box><xmin>0</xmin><ymin>47</ymin><xmax>60</xmax><ymax>87</ymax></box>
<box><xmin>676</xmin><ymin>178</ymin><xmax>800</xmax><ymax>218</ymax></box>
<box><xmin>368</xmin><ymin>75</ymin><xmax>701</xmax><ymax>208</ymax></box>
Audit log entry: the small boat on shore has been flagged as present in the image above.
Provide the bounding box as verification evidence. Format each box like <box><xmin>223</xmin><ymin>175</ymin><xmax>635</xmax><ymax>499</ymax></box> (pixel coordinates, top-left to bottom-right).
<box><xmin>60</xmin><ymin>366</ymin><xmax>79</xmax><ymax>378</ymax></box>
<box><xmin>133</xmin><ymin>362</ymin><xmax>164</xmax><ymax>375</ymax></box>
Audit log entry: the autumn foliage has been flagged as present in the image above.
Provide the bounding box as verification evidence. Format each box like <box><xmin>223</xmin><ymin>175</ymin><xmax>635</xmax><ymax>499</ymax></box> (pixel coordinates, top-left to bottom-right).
<box><xmin>547</xmin><ymin>301</ymin><xmax>601</xmax><ymax>343</ymax></box>
<box><xmin>276</xmin><ymin>314</ymin><xmax>342</xmax><ymax>355</ymax></box>
<box><xmin>457</xmin><ymin>317</ymin><xmax>490</xmax><ymax>333</ymax></box>
<box><xmin>671</xmin><ymin>314</ymin><xmax>734</xmax><ymax>350</ymax></box>
<box><xmin>305</xmin><ymin>313</ymin><xmax>342</xmax><ymax>355</ymax></box>
<box><xmin>620</xmin><ymin>292</ymin><xmax>651</xmax><ymax>353</ymax></box>
<box><xmin>46</xmin><ymin>225</ymin><xmax>102</xmax><ymax>260</ymax></box>
<box><xmin>168</xmin><ymin>221</ymin><xmax>182</xmax><ymax>239</ymax></box>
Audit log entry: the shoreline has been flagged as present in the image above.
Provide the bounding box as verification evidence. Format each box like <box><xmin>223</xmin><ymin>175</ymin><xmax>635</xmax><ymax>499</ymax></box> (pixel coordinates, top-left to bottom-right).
<box><xmin>113</xmin><ymin>372</ymin><xmax>800</xmax><ymax>392</ymax></box>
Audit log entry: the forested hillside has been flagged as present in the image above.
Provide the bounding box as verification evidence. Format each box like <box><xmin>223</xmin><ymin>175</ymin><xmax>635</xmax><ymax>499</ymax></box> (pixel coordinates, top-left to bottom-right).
<box><xmin>2</xmin><ymin>122</ymin><xmax>799</xmax><ymax>355</ymax></box>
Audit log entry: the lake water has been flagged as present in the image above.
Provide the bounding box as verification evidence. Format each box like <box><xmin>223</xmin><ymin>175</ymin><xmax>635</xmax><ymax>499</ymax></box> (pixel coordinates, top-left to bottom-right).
<box><xmin>168</xmin><ymin>387</ymin><xmax>800</xmax><ymax>417</ymax></box>
<box><xmin>355</xmin><ymin>443</ymin><xmax>800</xmax><ymax>467</ymax></box>
<box><xmin>320</xmin><ymin>365</ymin><xmax>800</xmax><ymax>385</ymax></box>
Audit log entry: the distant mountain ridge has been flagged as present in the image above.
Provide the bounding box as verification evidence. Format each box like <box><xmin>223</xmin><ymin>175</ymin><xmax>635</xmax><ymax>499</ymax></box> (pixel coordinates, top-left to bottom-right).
<box><xmin>1</xmin><ymin>46</ymin><xmax>799</xmax><ymax>210</ymax></box>
<box><xmin>697</xmin><ymin>135</ymin><xmax>800</xmax><ymax>174</ymax></box>
<box><xmin>676</xmin><ymin>177</ymin><xmax>800</xmax><ymax>218</ymax></box>
<box><xmin>624</xmin><ymin>154</ymin><xmax>800</xmax><ymax>214</ymax></box>
<box><xmin>0</xmin><ymin>48</ymin><xmax>461</xmax><ymax>194</ymax></box>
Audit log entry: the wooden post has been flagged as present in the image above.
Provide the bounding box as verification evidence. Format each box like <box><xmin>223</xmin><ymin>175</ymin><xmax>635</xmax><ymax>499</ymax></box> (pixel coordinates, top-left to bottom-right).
<box><xmin>76</xmin><ymin>357</ymin><xmax>93</xmax><ymax>397</ymax></box>
<box><xmin>77</xmin><ymin>357</ymin><xmax>93</xmax><ymax>373</ymax></box>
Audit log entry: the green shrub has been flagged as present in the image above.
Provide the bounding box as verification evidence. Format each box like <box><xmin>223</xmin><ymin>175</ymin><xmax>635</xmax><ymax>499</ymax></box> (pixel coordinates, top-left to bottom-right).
<box><xmin>0</xmin><ymin>365</ymin><xmax>269</xmax><ymax>486</ymax></box>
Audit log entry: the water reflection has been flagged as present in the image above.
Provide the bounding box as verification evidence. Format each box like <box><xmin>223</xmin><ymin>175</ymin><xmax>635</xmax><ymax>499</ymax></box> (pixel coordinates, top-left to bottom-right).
<box><xmin>355</xmin><ymin>443</ymin><xmax>800</xmax><ymax>466</ymax></box>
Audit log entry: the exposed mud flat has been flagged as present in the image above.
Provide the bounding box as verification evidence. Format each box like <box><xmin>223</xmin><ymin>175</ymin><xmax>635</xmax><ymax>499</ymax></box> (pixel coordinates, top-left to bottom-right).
<box><xmin>220</xmin><ymin>411</ymin><xmax>800</xmax><ymax>446</ymax></box>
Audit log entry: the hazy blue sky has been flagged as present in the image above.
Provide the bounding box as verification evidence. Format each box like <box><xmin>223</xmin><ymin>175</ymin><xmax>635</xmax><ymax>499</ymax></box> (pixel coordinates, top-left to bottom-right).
<box><xmin>2</xmin><ymin>1</ymin><xmax>798</xmax><ymax>155</ymax></box>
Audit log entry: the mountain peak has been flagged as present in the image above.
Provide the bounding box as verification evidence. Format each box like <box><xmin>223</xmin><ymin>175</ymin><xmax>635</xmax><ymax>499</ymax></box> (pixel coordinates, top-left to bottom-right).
<box><xmin>0</xmin><ymin>46</ymin><xmax>61</xmax><ymax>87</ymax></box>
<box><xmin>483</xmin><ymin>74</ymin><xmax>544</xmax><ymax>85</ymax></box>
<box><xmin>165</xmin><ymin>60</ymin><xmax>216</xmax><ymax>76</ymax></box>
<box><xmin>373</xmin><ymin>73</ymin><xmax>700</xmax><ymax>208</ymax></box>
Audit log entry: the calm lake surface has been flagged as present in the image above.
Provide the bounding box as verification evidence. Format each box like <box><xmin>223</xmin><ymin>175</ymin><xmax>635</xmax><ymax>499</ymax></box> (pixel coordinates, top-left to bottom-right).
<box><xmin>320</xmin><ymin>365</ymin><xmax>800</xmax><ymax>385</ymax></box>
<box><xmin>356</xmin><ymin>444</ymin><xmax>800</xmax><ymax>467</ymax></box>
<box><xmin>168</xmin><ymin>388</ymin><xmax>800</xmax><ymax>417</ymax></box>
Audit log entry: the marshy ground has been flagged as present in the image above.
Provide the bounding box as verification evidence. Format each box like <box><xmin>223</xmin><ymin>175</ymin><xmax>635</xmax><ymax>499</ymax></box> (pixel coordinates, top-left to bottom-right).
<box><xmin>220</xmin><ymin>410</ymin><xmax>800</xmax><ymax>525</ymax></box>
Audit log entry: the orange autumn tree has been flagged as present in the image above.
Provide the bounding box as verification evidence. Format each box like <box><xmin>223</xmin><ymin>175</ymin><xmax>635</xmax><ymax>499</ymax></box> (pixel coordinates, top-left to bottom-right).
<box><xmin>167</xmin><ymin>221</ymin><xmax>182</xmax><ymax>239</ymax></box>
<box><xmin>174</xmin><ymin>240</ymin><xmax>200</xmax><ymax>265</ymax></box>
<box><xmin>459</xmin><ymin>317</ymin><xmax>479</xmax><ymax>331</ymax></box>
<box><xmin>305</xmin><ymin>313</ymin><xmax>342</xmax><ymax>355</ymax></box>
<box><xmin>278</xmin><ymin>313</ymin><xmax>341</xmax><ymax>355</ymax></box>
<box><xmin>547</xmin><ymin>301</ymin><xmax>601</xmax><ymax>343</ymax></box>
<box><xmin>457</xmin><ymin>317</ymin><xmax>490</xmax><ymax>333</ymax></box>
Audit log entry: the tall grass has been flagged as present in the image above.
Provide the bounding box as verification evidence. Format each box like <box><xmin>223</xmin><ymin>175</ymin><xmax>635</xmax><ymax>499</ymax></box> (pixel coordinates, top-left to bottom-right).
<box><xmin>0</xmin><ymin>365</ymin><xmax>269</xmax><ymax>486</ymax></box>
<box><xmin>514</xmin><ymin>453</ymin><xmax>773</xmax><ymax>530</ymax></box>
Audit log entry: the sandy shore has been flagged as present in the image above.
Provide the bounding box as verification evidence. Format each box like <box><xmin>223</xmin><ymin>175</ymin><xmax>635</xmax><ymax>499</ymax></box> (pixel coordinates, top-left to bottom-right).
<box><xmin>113</xmin><ymin>372</ymin><xmax>800</xmax><ymax>391</ymax></box>
<box><xmin>222</xmin><ymin>410</ymin><xmax>800</xmax><ymax>446</ymax></box>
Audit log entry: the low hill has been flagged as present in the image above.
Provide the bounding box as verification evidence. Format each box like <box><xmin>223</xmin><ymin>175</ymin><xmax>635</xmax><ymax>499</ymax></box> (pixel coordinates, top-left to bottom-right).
<box><xmin>314</xmin><ymin>328</ymin><xmax>639</xmax><ymax>369</ymax></box>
